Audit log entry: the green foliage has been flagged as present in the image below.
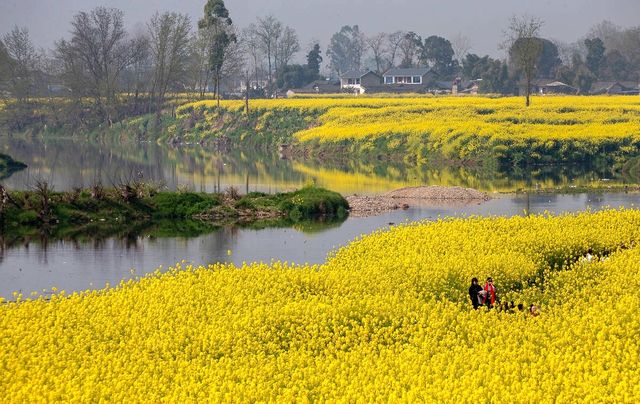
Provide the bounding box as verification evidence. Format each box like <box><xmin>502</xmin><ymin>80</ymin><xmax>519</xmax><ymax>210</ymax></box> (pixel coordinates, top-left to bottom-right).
<box><xmin>585</xmin><ymin>38</ymin><xmax>605</xmax><ymax>76</ymax></box>
<box><xmin>276</xmin><ymin>64</ymin><xmax>318</xmax><ymax>90</ymax></box>
<box><xmin>306</xmin><ymin>44</ymin><xmax>323</xmax><ymax>74</ymax></box>
<box><xmin>277</xmin><ymin>186</ymin><xmax>349</xmax><ymax>218</ymax></box>
<box><xmin>150</xmin><ymin>192</ymin><xmax>221</xmax><ymax>218</ymax></box>
<box><xmin>419</xmin><ymin>35</ymin><xmax>456</xmax><ymax>78</ymax></box>
<box><xmin>327</xmin><ymin>25</ymin><xmax>364</xmax><ymax>74</ymax></box>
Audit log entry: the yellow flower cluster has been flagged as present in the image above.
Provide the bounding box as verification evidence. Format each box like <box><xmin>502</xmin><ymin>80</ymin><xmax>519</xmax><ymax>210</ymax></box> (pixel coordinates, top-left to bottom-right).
<box><xmin>2</xmin><ymin>209</ymin><xmax>640</xmax><ymax>401</ymax></box>
<box><xmin>178</xmin><ymin>96</ymin><xmax>640</xmax><ymax>161</ymax></box>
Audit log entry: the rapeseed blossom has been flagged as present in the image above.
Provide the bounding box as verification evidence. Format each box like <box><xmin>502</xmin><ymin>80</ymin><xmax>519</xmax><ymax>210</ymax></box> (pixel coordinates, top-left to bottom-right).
<box><xmin>177</xmin><ymin>96</ymin><xmax>640</xmax><ymax>163</ymax></box>
<box><xmin>1</xmin><ymin>209</ymin><xmax>640</xmax><ymax>401</ymax></box>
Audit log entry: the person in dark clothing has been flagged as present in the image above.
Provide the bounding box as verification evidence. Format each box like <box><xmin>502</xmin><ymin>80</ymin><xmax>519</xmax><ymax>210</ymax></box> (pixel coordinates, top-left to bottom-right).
<box><xmin>468</xmin><ymin>278</ymin><xmax>483</xmax><ymax>309</ymax></box>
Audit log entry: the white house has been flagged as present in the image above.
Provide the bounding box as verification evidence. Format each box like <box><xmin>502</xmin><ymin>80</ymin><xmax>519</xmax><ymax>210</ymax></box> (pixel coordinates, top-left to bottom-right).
<box><xmin>382</xmin><ymin>68</ymin><xmax>432</xmax><ymax>85</ymax></box>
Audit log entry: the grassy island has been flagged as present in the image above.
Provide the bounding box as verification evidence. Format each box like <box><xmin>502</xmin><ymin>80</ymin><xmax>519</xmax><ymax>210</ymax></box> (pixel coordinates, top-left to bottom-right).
<box><xmin>0</xmin><ymin>183</ymin><xmax>348</xmax><ymax>240</ymax></box>
<box><xmin>0</xmin><ymin>153</ymin><xmax>27</xmax><ymax>179</ymax></box>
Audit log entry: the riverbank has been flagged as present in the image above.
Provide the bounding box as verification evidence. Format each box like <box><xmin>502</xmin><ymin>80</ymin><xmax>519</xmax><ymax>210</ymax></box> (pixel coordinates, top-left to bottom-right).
<box><xmin>0</xmin><ymin>184</ymin><xmax>348</xmax><ymax>239</ymax></box>
<box><xmin>173</xmin><ymin>96</ymin><xmax>640</xmax><ymax>168</ymax></box>
<box><xmin>7</xmin><ymin>96</ymin><xmax>640</xmax><ymax>172</ymax></box>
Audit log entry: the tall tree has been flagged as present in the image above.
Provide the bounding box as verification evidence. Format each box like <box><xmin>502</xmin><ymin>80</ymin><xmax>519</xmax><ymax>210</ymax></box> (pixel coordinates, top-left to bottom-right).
<box><xmin>584</xmin><ymin>38</ymin><xmax>605</xmax><ymax>77</ymax></box>
<box><xmin>199</xmin><ymin>0</ymin><xmax>236</xmax><ymax>108</ymax></box>
<box><xmin>420</xmin><ymin>35</ymin><xmax>456</xmax><ymax>78</ymax></box>
<box><xmin>504</xmin><ymin>15</ymin><xmax>544</xmax><ymax>107</ymax></box>
<box><xmin>366</xmin><ymin>32</ymin><xmax>387</xmax><ymax>74</ymax></box>
<box><xmin>385</xmin><ymin>31</ymin><xmax>405</xmax><ymax>69</ymax></box>
<box><xmin>451</xmin><ymin>33</ymin><xmax>472</xmax><ymax>64</ymax></box>
<box><xmin>276</xmin><ymin>26</ymin><xmax>300</xmax><ymax>71</ymax></box>
<box><xmin>601</xmin><ymin>49</ymin><xmax>633</xmax><ymax>81</ymax></box>
<box><xmin>327</xmin><ymin>25</ymin><xmax>365</xmax><ymax>75</ymax></box>
<box><xmin>0</xmin><ymin>40</ymin><xmax>10</xmax><ymax>93</ymax></box>
<box><xmin>461</xmin><ymin>54</ymin><xmax>511</xmax><ymax>94</ymax></box>
<box><xmin>399</xmin><ymin>32</ymin><xmax>420</xmax><ymax>68</ymax></box>
<box><xmin>2</xmin><ymin>26</ymin><xmax>39</xmax><ymax>102</ymax></box>
<box><xmin>251</xmin><ymin>15</ymin><xmax>281</xmax><ymax>90</ymax></box>
<box><xmin>537</xmin><ymin>39</ymin><xmax>561</xmax><ymax>78</ymax></box>
<box><xmin>240</xmin><ymin>25</ymin><xmax>264</xmax><ymax>91</ymax></box>
<box><xmin>148</xmin><ymin>12</ymin><xmax>191</xmax><ymax>114</ymax></box>
<box><xmin>306</xmin><ymin>43</ymin><xmax>322</xmax><ymax>75</ymax></box>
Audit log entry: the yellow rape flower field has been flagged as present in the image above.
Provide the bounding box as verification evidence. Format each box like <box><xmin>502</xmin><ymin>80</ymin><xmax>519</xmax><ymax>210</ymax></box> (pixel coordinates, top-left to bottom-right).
<box><xmin>180</xmin><ymin>95</ymin><xmax>640</xmax><ymax>141</ymax></box>
<box><xmin>2</xmin><ymin>209</ymin><xmax>640</xmax><ymax>401</ymax></box>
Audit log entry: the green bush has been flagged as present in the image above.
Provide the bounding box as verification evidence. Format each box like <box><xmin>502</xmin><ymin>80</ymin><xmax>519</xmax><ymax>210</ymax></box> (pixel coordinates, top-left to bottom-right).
<box><xmin>150</xmin><ymin>192</ymin><xmax>221</xmax><ymax>218</ymax></box>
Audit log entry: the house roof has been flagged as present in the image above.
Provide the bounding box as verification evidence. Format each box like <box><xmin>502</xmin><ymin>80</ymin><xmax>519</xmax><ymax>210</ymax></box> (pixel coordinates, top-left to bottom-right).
<box><xmin>383</xmin><ymin>67</ymin><xmax>431</xmax><ymax>77</ymax></box>
<box><xmin>545</xmin><ymin>81</ymin><xmax>575</xmax><ymax>88</ymax></box>
<box><xmin>619</xmin><ymin>81</ymin><xmax>640</xmax><ymax>90</ymax></box>
<box><xmin>340</xmin><ymin>70</ymin><xmax>378</xmax><ymax>79</ymax></box>
<box><xmin>590</xmin><ymin>81</ymin><xmax>640</xmax><ymax>93</ymax></box>
<box><xmin>301</xmin><ymin>80</ymin><xmax>339</xmax><ymax>89</ymax></box>
<box><xmin>529</xmin><ymin>78</ymin><xmax>558</xmax><ymax>86</ymax></box>
<box><xmin>288</xmin><ymin>80</ymin><xmax>341</xmax><ymax>94</ymax></box>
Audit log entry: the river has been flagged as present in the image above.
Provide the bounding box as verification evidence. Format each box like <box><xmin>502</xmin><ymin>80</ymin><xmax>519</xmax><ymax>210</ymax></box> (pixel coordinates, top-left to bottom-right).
<box><xmin>1</xmin><ymin>135</ymin><xmax>639</xmax><ymax>298</ymax></box>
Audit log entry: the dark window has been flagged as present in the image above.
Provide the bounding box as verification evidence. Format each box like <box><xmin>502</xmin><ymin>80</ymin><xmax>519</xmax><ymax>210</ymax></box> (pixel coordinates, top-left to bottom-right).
<box><xmin>413</xmin><ymin>76</ymin><xmax>421</xmax><ymax>84</ymax></box>
<box><xmin>385</xmin><ymin>76</ymin><xmax>393</xmax><ymax>84</ymax></box>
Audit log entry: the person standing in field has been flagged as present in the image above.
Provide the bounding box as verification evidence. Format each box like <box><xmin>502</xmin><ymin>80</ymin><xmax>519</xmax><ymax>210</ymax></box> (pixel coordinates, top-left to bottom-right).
<box><xmin>482</xmin><ymin>277</ymin><xmax>498</xmax><ymax>308</ymax></box>
<box><xmin>468</xmin><ymin>278</ymin><xmax>483</xmax><ymax>309</ymax></box>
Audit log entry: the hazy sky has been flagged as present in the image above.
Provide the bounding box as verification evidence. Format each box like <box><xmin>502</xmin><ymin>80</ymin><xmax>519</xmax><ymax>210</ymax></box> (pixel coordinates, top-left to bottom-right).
<box><xmin>1</xmin><ymin>0</ymin><xmax>638</xmax><ymax>60</ymax></box>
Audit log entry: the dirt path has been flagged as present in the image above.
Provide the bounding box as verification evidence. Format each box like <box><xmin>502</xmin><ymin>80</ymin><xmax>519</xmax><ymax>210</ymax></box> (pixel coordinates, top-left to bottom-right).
<box><xmin>347</xmin><ymin>186</ymin><xmax>490</xmax><ymax>217</ymax></box>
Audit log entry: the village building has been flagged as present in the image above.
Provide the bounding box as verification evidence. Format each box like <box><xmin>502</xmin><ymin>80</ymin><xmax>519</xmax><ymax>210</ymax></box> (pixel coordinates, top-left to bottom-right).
<box><xmin>286</xmin><ymin>80</ymin><xmax>341</xmax><ymax>97</ymax></box>
<box><xmin>519</xmin><ymin>79</ymin><xmax>578</xmax><ymax>95</ymax></box>
<box><xmin>590</xmin><ymin>81</ymin><xmax>640</xmax><ymax>95</ymax></box>
<box><xmin>382</xmin><ymin>68</ymin><xmax>433</xmax><ymax>85</ymax></box>
<box><xmin>339</xmin><ymin>70</ymin><xmax>381</xmax><ymax>94</ymax></box>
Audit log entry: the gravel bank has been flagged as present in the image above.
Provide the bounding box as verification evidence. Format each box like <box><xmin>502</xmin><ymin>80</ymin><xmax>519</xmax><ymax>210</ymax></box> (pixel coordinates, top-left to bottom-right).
<box><xmin>347</xmin><ymin>186</ymin><xmax>490</xmax><ymax>217</ymax></box>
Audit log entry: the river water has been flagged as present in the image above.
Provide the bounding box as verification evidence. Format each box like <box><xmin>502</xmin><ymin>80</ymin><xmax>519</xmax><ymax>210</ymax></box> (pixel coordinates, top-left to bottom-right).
<box><xmin>1</xmin><ymin>136</ymin><xmax>639</xmax><ymax>298</ymax></box>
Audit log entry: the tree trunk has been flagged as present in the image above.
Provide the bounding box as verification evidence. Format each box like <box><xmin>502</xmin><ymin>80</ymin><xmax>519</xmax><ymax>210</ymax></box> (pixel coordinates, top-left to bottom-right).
<box><xmin>526</xmin><ymin>75</ymin><xmax>531</xmax><ymax>107</ymax></box>
<box><xmin>216</xmin><ymin>70</ymin><xmax>221</xmax><ymax>109</ymax></box>
<box><xmin>245</xmin><ymin>76</ymin><xmax>250</xmax><ymax>114</ymax></box>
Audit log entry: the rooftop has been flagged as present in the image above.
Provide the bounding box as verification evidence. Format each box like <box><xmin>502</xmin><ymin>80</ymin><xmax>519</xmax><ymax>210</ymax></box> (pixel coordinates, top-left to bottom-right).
<box><xmin>383</xmin><ymin>67</ymin><xmax>431</xmax><ymax>77</ymax></box>
<box><xmin>340</xmin><ymin>70</ymin><xmax>378</xmax><ymax>79</ymax></box>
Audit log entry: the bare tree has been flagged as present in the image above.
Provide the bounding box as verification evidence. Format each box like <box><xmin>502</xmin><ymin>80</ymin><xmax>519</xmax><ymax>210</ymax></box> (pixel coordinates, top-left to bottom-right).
<box><xmin>120</xmin><ymin>26</ymin><xmax>151</xmax><ymax>110</ymax></box>
<box><xmin>219</xmin><ymin>29</ymin><xmax>245</xmax><ymax>94</ymax></box>
<box><xmin>0</xmin><ymin>40</ymin><xmax>10</xmax><ymax>95</ymax></box>
<box><xmin>385</xmin><ymin>31</ymin><xmax>405</xmax><ymax>69</ymax></box>
<box><xmin>60</xmin><ymin>7</ymin><xmax>148</xmax><ymax>124</ymax></box>
<box><xmin>399</xmin><ymin>32</ymin><xmax>420</xmax><ymax>68</ymax></box>
<box><xmin>451</xmin><ymin>33</ymin><xmax>472</xmax><ymax>63</ymax></box>
<box><xmin>351</xmin><ymin>26</ymin><xmax>366</xmax><ymax>72</ymax></box>
<box><xmin>251</xmin><ymin>15</ymin><xmax>282</xmax><ymax>90</ymax></box>
<box><xmin>241</xmin><ymin>25</ymin><xmax>264</xmax><ymax>89</ymax></box>
<box><xmin>188</xmin><ymin>28</ymin><xmax>214</xmax><ymax>98</ymax></box>
<box><xmin>366</xmin><ymin>32</ymin><xmax>387</xmax><ymax>74</ymax></box>
<box><xmin>2</xmin><ymin>26</ymin><xmax>39</xmax><ymax>102</ymax></box>
<box><xmin>503</xmin><ymin>15</ymin><xmax>544</xmax><ymax>107</ymax></box>
<box><xmin>276</xmin><ymin>26</ymin><xmax>300</xmax><ymax>69</ymax></box>
<box><xmin>148</xmin><ymin>12</ymin><xmax>191</xmax><ymax>114</ymax></box>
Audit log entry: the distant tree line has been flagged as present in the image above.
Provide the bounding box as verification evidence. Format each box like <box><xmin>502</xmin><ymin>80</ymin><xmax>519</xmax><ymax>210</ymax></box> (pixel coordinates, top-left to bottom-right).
<box><xmin>326</xmin><ymin>19</ymin><xmax>639</xmax><ymax>97</ymax></box>
<box><xmin>0</xmin><ymin>1</ymin><xmax>639</xmax><ymax>128</ymax></box>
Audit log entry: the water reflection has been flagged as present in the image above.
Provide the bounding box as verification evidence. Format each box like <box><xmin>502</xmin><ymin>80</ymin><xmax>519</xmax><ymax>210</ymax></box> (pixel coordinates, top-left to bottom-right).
<box><xmin>1</xmin><ymin>135</ymin><xmax>635</xmax><ymax>194</ymax></box>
